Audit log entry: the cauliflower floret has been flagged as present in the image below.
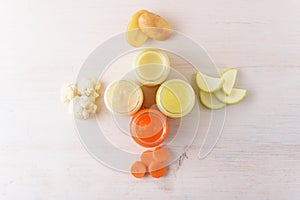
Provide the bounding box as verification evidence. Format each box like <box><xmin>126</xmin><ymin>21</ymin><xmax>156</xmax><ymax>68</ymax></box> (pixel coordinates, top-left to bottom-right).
<box><xmin>62</xmin><ymin>78</ymin><xmax>101</xmax><ymax>120</ymax></box>
<box><xmin>69</xmin><ymin>96</ymin><xmax>97</xmax><ymax>120</ymax></box>
<box><xmin>77</xmin><ymin>78</ymin><xmax>101</xmax><ymax>98</ymax></box>
<box><xmin>61</xmin><ymin>83</ymin><xmax>77</xmax><ymax>103</ymax></box>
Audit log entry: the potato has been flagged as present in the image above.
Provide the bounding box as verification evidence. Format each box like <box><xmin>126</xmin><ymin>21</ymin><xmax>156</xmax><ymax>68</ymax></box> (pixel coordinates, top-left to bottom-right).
<box><xmin>126</xmin><ymin>10</ymin><xmax>148</xmax><ymax>47</ymax></box>
<box><xmin>138</xmin><ymin>11</ymin><xmax>173</xmax><ymax>41</ymax></box>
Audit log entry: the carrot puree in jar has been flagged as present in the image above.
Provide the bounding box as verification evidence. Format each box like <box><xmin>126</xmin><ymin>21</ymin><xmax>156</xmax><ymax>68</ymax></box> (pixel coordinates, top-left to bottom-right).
<box><xmin>130</xmin><ymin>109</ymin><xmax>168</xmax><ymax>147</ymax></box>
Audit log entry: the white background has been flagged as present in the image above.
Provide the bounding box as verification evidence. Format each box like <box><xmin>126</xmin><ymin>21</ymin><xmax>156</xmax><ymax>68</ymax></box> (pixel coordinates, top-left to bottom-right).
<box><xmin>0</xmin><ymin>0</ymin><xmax>300</xmax><ymax>199</ymax></box>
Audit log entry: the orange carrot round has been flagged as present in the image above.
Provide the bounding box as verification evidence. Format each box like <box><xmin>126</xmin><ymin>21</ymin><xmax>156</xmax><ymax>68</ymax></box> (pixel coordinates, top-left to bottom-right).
<box><xmin>140</xmin><ymin>150</ymin><xmax>153</xmax><ymax>167</ymax></box>
<box><xmin>153</xmin><ymin>146</ymin><xmax>170</xmax><ymax>162</ymax></box>
<box><xmin>130</xmin><ymin>161</ymin><xmax>147</xmax><ymax>178</ymax></box>
<box><xmin>148</xmin><ymin>161</ymin><xmax>167</xmax><ymax>178</ymax></box>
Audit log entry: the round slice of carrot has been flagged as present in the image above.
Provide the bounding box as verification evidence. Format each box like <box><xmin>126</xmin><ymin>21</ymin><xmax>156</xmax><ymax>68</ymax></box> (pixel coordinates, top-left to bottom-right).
<box><xmin>130</xmin><ymin>161</ymin><xmax>147</xmax><ymax>178</ymax></box>
<box><xmin>148</xmin><ymin>161</ymin><xmax>167</xmax><ymax>178</ymax></box>
<box><xmin>140</xmin><ymin>150</ymin><xmax>153</xmax><ymax>167</ymax></box>
<box><xmin>153</xmin><ymin>146</ymin><xmax>170</xmax><ymax>162</ymax></box>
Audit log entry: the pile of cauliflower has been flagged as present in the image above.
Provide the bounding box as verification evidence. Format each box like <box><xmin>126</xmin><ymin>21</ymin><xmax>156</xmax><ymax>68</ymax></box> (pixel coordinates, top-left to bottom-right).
<box><xmin>61</xmin><ymin>78</ymin><xmax>101</xmax><ymax>120</ymax></box>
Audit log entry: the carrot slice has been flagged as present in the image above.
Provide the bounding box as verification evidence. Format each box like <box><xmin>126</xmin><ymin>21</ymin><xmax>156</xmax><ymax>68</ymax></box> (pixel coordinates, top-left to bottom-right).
<box><xmin>130</xmin><ymin>161</ymin><xmax>146</xmax><ymax>178</ymax></box>
<box><xmin>140</xmin><ymin>150</ymin><xmax>153</xmax><ymax>167</ymax></box>
<box><xmin>148</xmin><ymin>161</ymin><xmax>167</xmax><ymax>178</ymax></box>
<box><xmin>153</xmin><ymin>146</ymin><xmax>170</xmax><ymax>162</ymax></box>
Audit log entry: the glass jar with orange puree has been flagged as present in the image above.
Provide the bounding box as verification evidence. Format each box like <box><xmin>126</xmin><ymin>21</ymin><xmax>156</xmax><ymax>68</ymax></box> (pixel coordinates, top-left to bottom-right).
<box><xmin>130</xmin><ymin>109</ymin><xmax>168</xmax><ymax>148</ymax></box>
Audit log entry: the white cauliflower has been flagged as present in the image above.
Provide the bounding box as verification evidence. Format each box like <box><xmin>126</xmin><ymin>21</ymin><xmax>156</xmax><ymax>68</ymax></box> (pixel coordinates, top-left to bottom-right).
<box><xmin>77</xmin><ymin>78</ymin><xmax>101</xmax><ymax>98</ymax></box>
<box><xmin>62</xmin><ymin>78</ymin><xmax>101</xmax><ymax>120</ymax></box>
<box><xmin>70</xmin><ymin>96</ymin><xmax>97</xmax><ymax>120</ymax></box>
<box><xmin>61</xmin><ymin>83</ymin><xmax>77</xmax><ymax>103</ymax></box>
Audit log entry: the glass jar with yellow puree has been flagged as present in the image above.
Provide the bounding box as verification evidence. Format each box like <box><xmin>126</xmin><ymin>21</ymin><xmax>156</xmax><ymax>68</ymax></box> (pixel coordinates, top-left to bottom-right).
<box><xmin>104</xmin><ymin>79</ymin><xmax>143</xmax><ymax>116</ymax></box>
<box><xmin>133</xmin><ymin>48</ymin><xmax>170</xmax><ymax>86</ymax></box>
<box><xmin>156</xmin><ymin>79</ymin><xmax>195</xmax><ymax>118</ymax></box>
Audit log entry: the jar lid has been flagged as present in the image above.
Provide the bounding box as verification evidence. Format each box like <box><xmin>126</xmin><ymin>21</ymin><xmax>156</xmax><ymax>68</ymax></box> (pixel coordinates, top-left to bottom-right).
<box><xmin>104</xmin><ymin>79</ymin><xmax>143</xmax><ymax>115</ymax></box>
<box><xmin>156</xmin><ymin>79</ymin><xmax>195</xmax><ymax>118</ymax></box>
<box><xmin>130</xmin><ymin>109</ymin><xmax>168</xmax><ymax>148</ymax></box>
<box><xmin>133</xmin><ymin>48</ymin><xmax>170</xmax><ymax>86</ymax></box>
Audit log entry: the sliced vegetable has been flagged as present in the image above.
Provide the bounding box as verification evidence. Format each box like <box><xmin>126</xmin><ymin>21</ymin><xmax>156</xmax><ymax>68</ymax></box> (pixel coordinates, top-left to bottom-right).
<box><xmin>126</xmin><ymin>10</ymin><xmax>148</xmax><ymax>47</ymax></box>
<box><xmin>130</xmin><ymin>161</ymin><xmax>147</xmax><ymax>178</ymax></box>
<box><xmin>153</xmin><ymin>147</ymin><xmax>169</xmax><ymax>162</ymax></box>
<box><xmin>140</xmin><ymin>150</ymin><xmax>153</xmax><ymax>167</ymax></box>
<box><xmin>149</xmin><ymin>161</ymin><xmax>167</xmax><ymax>178</ymax></box>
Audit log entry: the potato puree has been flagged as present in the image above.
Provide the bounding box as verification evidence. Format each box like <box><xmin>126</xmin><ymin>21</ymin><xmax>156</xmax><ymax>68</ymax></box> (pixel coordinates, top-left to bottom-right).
<box><xmin>104</xmin><ymin>80</ymin><xmax>143</xmax><ymax>115</ymax></box>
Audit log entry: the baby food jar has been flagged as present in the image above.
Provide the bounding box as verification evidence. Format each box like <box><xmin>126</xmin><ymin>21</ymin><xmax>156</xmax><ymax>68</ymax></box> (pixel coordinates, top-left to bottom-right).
<box><xmin>104</xmin><ymin>79</ymin><xmax>143</xmax><ymax>116</ymax></box>
<box><xmin>156</xmin><ymin>79</ymin><xmax>195</xmax><ymax>118</ymax></box>
<box><xmin>133</xmin><ymin>48</ymin><xmax>170</xmax><ymax>86</ymax></box>
<box><xmin>130</xmin><ymin>109</ymin><xmax>168</xmax><ymax>148</ymax></box>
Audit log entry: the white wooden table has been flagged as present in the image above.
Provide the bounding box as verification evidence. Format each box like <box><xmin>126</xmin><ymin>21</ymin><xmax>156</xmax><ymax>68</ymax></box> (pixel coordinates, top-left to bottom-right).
<box><xmin>0</xmin><ymin>0</ymin><xmax>299</xmax><ymax>199</ymax></box>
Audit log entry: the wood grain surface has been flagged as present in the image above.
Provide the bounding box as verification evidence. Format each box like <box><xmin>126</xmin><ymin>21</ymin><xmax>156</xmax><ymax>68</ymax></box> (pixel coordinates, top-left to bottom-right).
<box><xmin>0</xmin><ymin>0</ymin><xmax>299</xmax><ymax>199</ymax></box>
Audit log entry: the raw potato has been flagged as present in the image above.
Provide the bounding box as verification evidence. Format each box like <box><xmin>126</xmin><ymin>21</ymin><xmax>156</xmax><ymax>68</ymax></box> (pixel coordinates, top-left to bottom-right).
<box><xmin>138</xmin><ymin>11</ymin><xmax>173</xmax><ymax>41</ymax></box>
<box><xmin>126</xmin><ymin>10</ymin><xmax>148</xmax><ymax>47</ymax></box>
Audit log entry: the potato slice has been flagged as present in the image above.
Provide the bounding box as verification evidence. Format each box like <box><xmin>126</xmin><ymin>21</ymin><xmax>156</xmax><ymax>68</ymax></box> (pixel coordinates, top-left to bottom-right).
<box><xmin>138</xmin><ymin>11</ymin><xmax>173</xmax><ymax>41</ymax></box>
<box><xmin>126</xmin><ymin>10</ymin><xmax>148</xmax><ymax>47</ymax></box>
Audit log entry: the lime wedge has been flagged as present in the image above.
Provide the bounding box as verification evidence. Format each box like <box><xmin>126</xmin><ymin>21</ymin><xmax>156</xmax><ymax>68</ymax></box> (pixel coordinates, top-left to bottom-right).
<box><xmin>214</xmin><ymin>88</ymin><xmax>247</xmax><ymax>104</ymax></box>
<box><xmin>222</xmin><ymin>68</ymin><xmax>237</xmax><ymax>95</ymax></box>
<box><xmin>199</xmin><ymin>90</ymin><xmax>226</xmax><ymax>110</ymax></box>
<box><xmin>195</xmin><ymin>72</ymin><xmax>223</xmax><ymax>92</ymax></box>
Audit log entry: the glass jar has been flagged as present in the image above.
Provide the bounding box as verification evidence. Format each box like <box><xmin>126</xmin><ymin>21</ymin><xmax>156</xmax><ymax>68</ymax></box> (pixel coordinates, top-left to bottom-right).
<box><xmin>133</xmin><ymin>48</ymin><xmax>170</xmax><ymax>86</ymax></box>
<box><xmin>130</xmin><ymin>109</ymin><xmax>168</xmax><ymax>148</ymax></box>
<box><xmin>104</xmin><ymin>79</ymin><xmax>143</xmax><ymax>116</ymax></box>
<box><xmin>156</xmin><ymin>79</ymin><xmax>195</xmax><ymax>118</ymax></box>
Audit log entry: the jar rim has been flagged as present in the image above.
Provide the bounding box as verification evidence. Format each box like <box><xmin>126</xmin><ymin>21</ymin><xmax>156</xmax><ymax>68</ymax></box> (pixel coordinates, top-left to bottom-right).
<box><xmin>104</xmin><ymin>79</ymin><xmax>143</xmax><ymax>115</ymax></box>
<box><xmin>156</xmin><ymin>79</ymin><xmax>195</xmax><ymax>118</ymax></box>
<box><xmin>133</xmin><ymin>49</ymin><xmax>170</xmax><ymax>86</ymax></box>
<box><xmin>130</xmin><ymin>108</ymin><xmax>169</xmax><ymax>148</ymax></box>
